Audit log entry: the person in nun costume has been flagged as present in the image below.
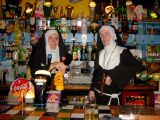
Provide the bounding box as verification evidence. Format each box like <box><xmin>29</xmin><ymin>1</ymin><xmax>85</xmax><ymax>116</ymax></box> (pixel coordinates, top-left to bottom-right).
<box><xmin>89</xmin><ymin>25</ymin><xmax>146</xmax><ymax>105</ymax></box>
<box><xmin>28</xmin><ymin>29</ymin><xmax>72</xmax><ymax>85</ymax></box>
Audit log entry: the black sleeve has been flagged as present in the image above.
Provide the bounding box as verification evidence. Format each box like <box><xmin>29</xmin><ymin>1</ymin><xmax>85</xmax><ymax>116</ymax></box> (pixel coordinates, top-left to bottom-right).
<box><xmin>107</xmin><ymin>49</ymin><xmax>146</xmax><ymax>89</ymax></box>
<box><xmin>91</xmin><ymin>49</ymin><xmax>146</xmax><ymax>90</ymax></box>
<box><xmin>29</xmin><ymin>45</ymin><xmax>49</xmax><ymax>78</ymax></box>
<box><xmin>63</xmin><ymin>45</ymin><xmax>73</xmax><ymax>65</ymax></box>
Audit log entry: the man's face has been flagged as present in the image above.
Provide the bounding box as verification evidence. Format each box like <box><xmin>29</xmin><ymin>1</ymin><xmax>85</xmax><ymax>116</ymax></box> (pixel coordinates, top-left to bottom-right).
<box><xmin>48</xmin><ymin>33</ymin><xmax>58</xmax><ymax>49</ymax></box>
<box><xmin>100</xmin><ymin>30</ymin><xmax>111</xmax><ymax>46</ymax></box>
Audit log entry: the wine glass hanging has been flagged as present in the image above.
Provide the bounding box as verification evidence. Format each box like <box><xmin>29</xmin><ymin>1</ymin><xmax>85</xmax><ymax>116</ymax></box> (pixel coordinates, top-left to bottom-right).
<box><xmin>90</xmin><ymin>21</ymin><xmax>99</xmax><ymax>44</ymax></box>
<box><xmin>71</xmin><ymin>19</ymin><xmax>78</xmax><ymax>53</ymax></box>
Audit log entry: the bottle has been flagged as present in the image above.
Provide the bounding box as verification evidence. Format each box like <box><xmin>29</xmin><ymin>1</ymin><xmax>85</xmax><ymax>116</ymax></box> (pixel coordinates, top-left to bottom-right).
<box><xmin>60</xmin><ymin>6</ymin><xmax>64</xmax><ymax>18</ymax></box>
<box><xmin>72</xmin><ymin>45</ymin><xmax>77</xmax><ymax>61</ymax></box>
<box><xmin>87</xmin><ymin>43</ymin><xmax>92</xmax><ymax>61</ymax></box>
<box><xmin>77</xmin><ymin>43</ymin><xmax>81</xmax><ymax>61</ymax></box>
<box><xmin>30</xmin><ymin>17</ymin><xmax>36</xmax><ymax>33</ymax></box>
<box><xmin>91</xmin><ymin>42</ymin><xmax>97</xmax><ymax>61</ymax></box>
<box><xmin>132</xmin><ymin>18</ymin><xmax>138</xmax><ymax>34</ymax></box>
<box><xmin>80</xmin><ymin>45</ymin><xmax>88</xmax><ymax>61</ymax></box>
<box><xmin>121</xmin><ymin>18</ymin><xmax>129</xmax><ymax>33</ymax></box>
<box><xmin>132</xmin><ymin>34</ymin><xmax>137</xmax><ymax>49</ymax></box>
<box><xmin>26</xmin><ymin>66</ymin><xmax>31</xmax><ymax>81</ymax></box>
<box><xmin>71</xmin><ymin>18</ymin><xmax>78</xmax><ymax>38</ymax></box>
<box><xmin>60</xmin><ymin>17</ymin><xmax>67</xmax><ymax>33</ymax></box>
<box><xmin>81</xmin><ymin>18</ymin><xmax>87</xmax><ymax>34</ymax></box>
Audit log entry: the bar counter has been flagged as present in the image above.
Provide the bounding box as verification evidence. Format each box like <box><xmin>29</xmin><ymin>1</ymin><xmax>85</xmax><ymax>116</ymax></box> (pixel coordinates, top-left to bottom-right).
<box><xmin>0</xmin><ymin>103</ymin><xmax>160</xmax><ymax>120</ymax></box>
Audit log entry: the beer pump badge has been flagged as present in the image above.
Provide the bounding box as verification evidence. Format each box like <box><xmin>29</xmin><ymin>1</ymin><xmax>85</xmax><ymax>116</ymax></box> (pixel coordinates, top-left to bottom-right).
<box><xmin>11</xmin><ymin>78</ymin><xmax>30</xmax><ymax>92</ymax></box>
<box><xmin>8</xmin><ymin>78</ymin><xmax>31</xmax><ymax>103</ymax></box>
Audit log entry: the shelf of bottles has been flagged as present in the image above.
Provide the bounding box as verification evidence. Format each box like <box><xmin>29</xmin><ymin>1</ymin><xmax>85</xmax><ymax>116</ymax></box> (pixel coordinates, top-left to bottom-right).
<box><xmin>125</xmin><ymin>96</ymin><xmax>146</xmax><ymax>106</ymax></box>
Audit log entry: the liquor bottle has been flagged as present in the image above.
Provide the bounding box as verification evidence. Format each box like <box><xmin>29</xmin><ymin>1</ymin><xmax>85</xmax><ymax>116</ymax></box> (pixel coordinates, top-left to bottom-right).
<box><xmin>60</xmin><ymin>6</ymin><xmax>64</xmax><ymax>18</ymax></box>
<box><xmin>71</xmin><ymin>18</ymin><xmax>78</xmax><ymax>38</ymax></box>
<box><xmin>91</xmin><ymin>42</ymin><xmax>97</xmax><ymax>61</ymax></box>
<box><xmin>30</xmin><ymin>17</ymin><xmax>36</xmax><ymax>33</ymax></box>
<box><xmin>81</xmin><ymin>18</ymin><xmax>87</xmax><ymax>34</ymax></box>
<box><xmin>132</xmin><ymin>18</ymin><xmax>138</xmax><ymax>34</ymax></box>
<box><xmin>77</xmin><ymin>43</ymin><xmax>81</xmax><ymax>61</ymax></box>
<box><xmin>87</xmin><ymin>43</ymin><xmax>92</xmax><ymax>61</ymax></box>
<box><xmin>132</xmin><ymin>34</ymin><xmax>137</xmax><ymax>49</ymax></box>
<box><xmin>72</xmin><ymin>45</ymin><xmax>77</xmax><ymax>61</ymax></box>
<box><xmin>60</xmin><ymin>17</ymin><xmax>67</xmax><ymax>33</ymax></box>
<box><xmin>121</xmin><ymin>18</ymin><xmax>129</xmax><ymax>33</ymax></box>
<box><xmin>80</xmin><ymin>45</ymin><xmax>88</xmax><ymax>61</ymax></box>
<box><xmin>0</xmin><ymin>0</ymin><xmax>3</xmax><ymax>19</ymax></box>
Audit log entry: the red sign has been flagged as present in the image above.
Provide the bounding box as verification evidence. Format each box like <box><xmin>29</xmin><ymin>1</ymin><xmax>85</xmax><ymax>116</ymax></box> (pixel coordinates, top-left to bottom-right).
<box><xmin>10</xmin><ymin>78</ymin><xmax>31</xmax><ymax>93</ymax></box>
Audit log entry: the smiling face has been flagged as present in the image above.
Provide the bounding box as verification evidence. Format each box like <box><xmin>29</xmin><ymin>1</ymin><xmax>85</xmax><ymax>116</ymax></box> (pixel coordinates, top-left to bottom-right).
<box><xmin>48</xmin><ymin>33</ymin><xmax>59</xmax><ymax>50</ymax></box>
<box><xmin>100</xmin><ymin>30</ymin><xmax>112</xmax><ymax>46</ymax></box>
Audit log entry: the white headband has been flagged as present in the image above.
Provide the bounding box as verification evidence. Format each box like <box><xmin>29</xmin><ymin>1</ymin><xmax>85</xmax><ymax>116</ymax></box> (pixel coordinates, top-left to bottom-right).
<box><xmin>45</xmin><ymin>30</ymin><xmax>59</xmax><ymax>41</ymax></box>
<box><xmin>99</xmin><ymin>26</ymin><xmax>117</xmax><ymax>41</ymax></box>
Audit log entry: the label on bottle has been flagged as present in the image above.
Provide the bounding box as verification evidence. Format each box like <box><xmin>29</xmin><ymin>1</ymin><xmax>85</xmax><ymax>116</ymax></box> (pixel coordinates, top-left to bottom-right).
<box><xmin>132</xmin><ymin>20</ymin><xmax>138</xmax><ymax>34</ymax></box>
<box><xmin>133</xmin><ymin>24</ymin><xmax>138</xmax><ymax>31</ymax></box>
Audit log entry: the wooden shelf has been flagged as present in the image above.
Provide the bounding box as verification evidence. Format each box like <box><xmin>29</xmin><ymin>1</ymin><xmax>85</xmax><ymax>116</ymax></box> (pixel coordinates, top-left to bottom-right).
<box><xmin>122</xmin><ymin>85</ymin><xmax>157</xmax><ymax>106</ymax></box>
<box><xmin>123</xmin><ymin>85</ymin><xmax>157</xmax><ymax>91</ymax></box>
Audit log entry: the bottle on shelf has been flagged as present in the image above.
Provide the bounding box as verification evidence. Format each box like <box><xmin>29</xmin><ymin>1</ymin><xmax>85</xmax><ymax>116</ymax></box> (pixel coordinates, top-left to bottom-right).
<box><xmin>132</xmin><ymin>18</ymin><xmax>138</xmax><ymax>34</ymax></box>
<box><xmin>30</xmin><ymin>17</ymin><xmax>36</xmax><ymax>33</ymax></box>
<box><xmin>77</xmin><ymin>43</ymin><xmax>81</xmax><ymax>61</ymax></box>
<box><xmin>87</xmin><ymin>43</ymin><xmax>92</xmax><ymax>61</ymax></box>
<box><xmin>80</xmin><ymin>45</ymin><xmax>88</xmax><ymax>61</ymax></box>
<box><xmin>81</xmin><ymin>18</ymin><xmax>87</xmax><ymax>34</ymax></box>
<box><xmin>121</xmin><ymin>18</ymin><xmax>129</xmax><ymax>33</ymax></box>
<box><xmin>132</xmin><ymin>34</ymin><xmax>137</xmax><ymax>49</ymax></box>
<box><xmin>60</xmin><ymin>17</ymin><xmax>67</xmax><ymax>33</ymax></box>
<box><xmin>71</xmin><ymin>18</ymin><xmax>78</xmax><ymax>38</ymax></box>
<box><xmin>72</xmin><ymin>44</ymin><xmax>78</xmax><ymax>61</ymax></box>
<box><xmin>91</xmin><ymin>40</ymin><xmax>97</xmax><ymax>61</ymax></box>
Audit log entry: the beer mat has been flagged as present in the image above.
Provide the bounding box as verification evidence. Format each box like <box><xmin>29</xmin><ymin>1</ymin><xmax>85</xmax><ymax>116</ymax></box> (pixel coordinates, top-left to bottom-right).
<box><xmin>62</xmin><ymin>105</ymin><xmax>74</xmax><ymax>109</ymax></box>
<box><xmin>12</xmin><ymin>105</ymin><xmax>23</xmax><ymax>110</ymax></box>
<box><xmin>46</xmin><ymin>108</ymin><xmax>59</xmax><ymax>113</ymax></box>
<box><xmin>29</xmin><ymin>111</ymin><xmax>45</xmax><ymax>116</ymax></box>
<box><xmin>5</xmin><ymin>109</ymin><xmax>20</xmax><ymax>114</ymax></box>
<box><xmin>8</xmin><ymin>114</ymin><xmax>28</xmax><ymax>120</ymax></box>
<box><xmin>71</xmin><ymin>113</ymin><xmax>85</xmax><ymax>118</ymax></box>
<box><xmin>39</xmin><ymin>116</ymin><xmax>56</xmax><ymax>120</ymax></box>
<box><xmin>16</xmin><ymin>110</ymin><xmax>33</xmax><ymax>115</ymax></box>
<box><xmin>24</xmin><ymin>106</ymin><xmax>37</xmax><ymax>111</ymax></box>
<box><xmin>44</xmin><ymin>112</ymin><xmax>57</xmax><ymax>117</ymax></box>
<box><xmin>57</xmin><ymin>112</ymin><xmax>71</xmax><ymax>118</ymax></box>
<box><xmin>68</xmin><ymin>76</ymin><xmax>92</xmax><ymax>84</ymax></box>
<box><xmin>0</xmin><ymin>104</ymin><xmax>14</xmax><ymax>113</ymax></box>
<box><xmin>0</xmin><ymin>114</ymin><xmax>14</xmax><ymax>119</ymax></box>
<box><xmin>24</xmin><ymin>116</ymin><xmax>42</xmax><ymax>120</ymax></box>
<box><xmin>72</xmin><ymin>108</ymin><xmax>85</xmax><ymax>113</ymax></box>
<box><xmin>98</xmin><ymin>105</ymin><xmax>110</xmax><ymax>110</ymax></box>
<box><xmin>94</xmin><ymin>109</ymin><xmax>98</xmax><ymax>114</ymax></box>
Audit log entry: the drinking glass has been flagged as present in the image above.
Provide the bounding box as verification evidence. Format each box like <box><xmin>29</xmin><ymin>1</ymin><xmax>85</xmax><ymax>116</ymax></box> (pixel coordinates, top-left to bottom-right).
<box><xmin>84</xmin><ymin>96</ymin><xmax>96</xmax><ymax>120</ymax></box>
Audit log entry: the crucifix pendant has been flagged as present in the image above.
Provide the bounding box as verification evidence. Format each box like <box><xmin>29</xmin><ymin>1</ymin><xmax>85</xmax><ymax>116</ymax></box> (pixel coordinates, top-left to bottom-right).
<box><xmin>98</xmin><ymin>73</ymin><xmax>106</xmax><ymax>96</ymax></box>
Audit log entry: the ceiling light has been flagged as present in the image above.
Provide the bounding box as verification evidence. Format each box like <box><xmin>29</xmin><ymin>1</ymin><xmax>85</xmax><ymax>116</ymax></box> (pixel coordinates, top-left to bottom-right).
<box><xmin>44</xmin><ymin>0</ymin><xmax>52</xmax><ymax>7</ymax></box>
<box><xmin>89</xmin><ymin>1</ymin><xmax>96</xmax><ymax>8</ymax></box>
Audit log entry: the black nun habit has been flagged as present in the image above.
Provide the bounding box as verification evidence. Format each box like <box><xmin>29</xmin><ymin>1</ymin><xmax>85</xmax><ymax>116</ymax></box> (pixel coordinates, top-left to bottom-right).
<box><xmin>91</xmin><ymin>25</ymin><xmax>145</xmax><ymax>105</ymax></box>
<box><xmin>28</xmin><ymin>29</ymin><xmax>72</xmax><ymax>79</ymax></box>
